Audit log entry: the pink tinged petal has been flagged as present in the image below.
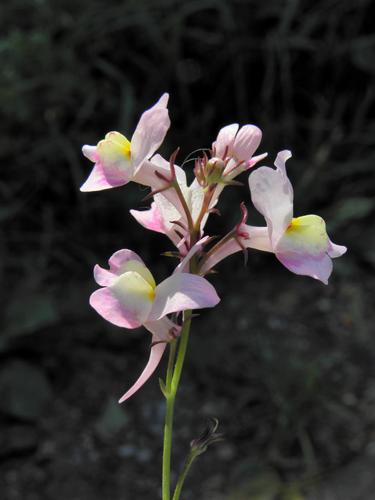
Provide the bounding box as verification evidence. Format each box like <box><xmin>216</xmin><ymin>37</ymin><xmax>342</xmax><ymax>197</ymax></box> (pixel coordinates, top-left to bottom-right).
<box><xmin>93</xmin><ymin>249</ymin><xmax>147</xmax><ymax>286</ymax></box>
<box><xmin>242</xmin><ymin>225</ymin><xmax>277</xmax><ymax>253</ymax></box>
<box><xmin>94</xmin><ymin>264</ymin><xmax>118</xmax><ymax>287</ymax></box>
<box><xmin>154</xmin><ymin>92</ymin><xmax>169</xmax><ymax>109</ymax></box>
<box><xmin>153</xmin><ymin>193</ymin><xmax>187</xmax><ymax>241</ymax></box>
<box><xmin>199</xmin><ymin>226</ymin><xmax>272</xmax><ymax>274</ymax></box>
<box><xmin>277</xmin><ymin>252</ymin><xmax>333</xmax><ymax>285</ymax></box>
<box><xmin>246</xmin><ymin>152</ymin><xmax>268</xmax><ymax>169</ymax></box>
<box><xmin>232</xmin><ymin>125</ymin><xmax>262</xmax><ymax>162</ymax></box>
<box><xmin>130</xmin><ymin>202</ymin><xmax>166</xmax><ymax>235</ymax></box>
<box><xmin>96</xmin><ymin>136</ymin><xmax>133</xmax><ymax>186</ymax></box>
<box><xmin>175</xmin><ymin>236</ymin><xmax>211</xmax><ymax>273</ymax></box>
<box><xmin>133</xmin><ymin>155</ymin><xmax>187</xmax><ymax>217</ymax></box>
<box><xmin>82</xmin><ymin>145</ymin><xmax>98</xmax><ymax>162</ymax></box>
<box><xmin>131</xmin><ymin>95</ymin><xmax>171</xmax><ymax>171</ymax></box>
<box><xmin>118</xmin><ymin>340</ymin><xmax>166</xmax><ymax>403</ymax></box>
<box><xmin>275</xmin><ymin>214</ymin><xmax>339</xmax><ymax>284</ymax></box>
<box><xmin>132</xmin><ymin>194</ymin><xmax>185</xmax><ymax>249</ymax></box>
<box><xmin>80</xmin><ymin>163</ymin><xmax>120</xmax><ymax>192</ymax></box>
<box><xmin>328</xmin><ymin>240</ymin><xmax>347</xmax><ymax>258</ymax></box>
<box><xmin>187</xmin><ymin>180</ymin><xmax>206</xmax><ymax>223</ymax></box>
<box><xmin>108</xmin><ymin>249</ymin><xmax>146</xmax><ymax>275</ymax></box>
<box><xmin>89</xmin><ymin>287</ymin><xmax>142</xmax><ymax>328</ymax></box>
<box><xmin>155</xmin><ymin>154</ymin><xmax>187</xmax><ymax>186</ymax></box>
<box><xmin>249</xmin><ymin>150</ymin><xmax>294</xmax><ymax>246</ymax></box>
<box><xmin>274</xmin><ymin>149</ymin><xmax>292</xmax><ymax>175</ymax></box>
<box><xmin>213</xmin><ymin>123</ymin><xmax>239</xmax><ymax>158</ymax></box>
<box><xmin>144</xmin><ymin>317</ymin><xmax>181</xmax><ymax>342</ymax></box>
<box><xmin>148</xmin><ymin>273</ymin><xmax>220</xmax><ymax>321</ymax></box>
<box><xmin>110</xmin><ymin>271</ymin><xmax>155</xmax><ymax>324</ymax></box>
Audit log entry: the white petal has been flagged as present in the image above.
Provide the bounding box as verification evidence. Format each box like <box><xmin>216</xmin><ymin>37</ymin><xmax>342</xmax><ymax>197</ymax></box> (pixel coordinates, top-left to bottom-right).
<box><xmin>110</xmin><ymin>271</ymin><xmax>155</xmax><ymax>324</ymax></box>
<box><xmin>249</xmin><ymin>150</ymin><xmax>294</xmax><ymax>246</ymax></box>
<box><xmin>213</xmin><ymin>123</ymin><xmax>239</xmax><ymax>158</ymax></box>
<box><xmin>131</xmin><ymin>97</ymin><xmax>170</xmax><ymax>170</ymax></box>
<box><xmin>148</xmin><ymin>273</ymin><xmax>220</xmax><ymax>321</ymax></box>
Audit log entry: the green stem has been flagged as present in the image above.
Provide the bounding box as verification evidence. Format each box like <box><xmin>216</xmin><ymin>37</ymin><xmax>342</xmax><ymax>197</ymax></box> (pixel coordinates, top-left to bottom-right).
<box><xmin>162</xmin><ymin>311</ymin><xmax>193</xmax><ymax>500</ymax></box>
<box><xmin>172</xmin><ymin>451</ymin><xmax>198</xmax><ymax>500</ymax></box>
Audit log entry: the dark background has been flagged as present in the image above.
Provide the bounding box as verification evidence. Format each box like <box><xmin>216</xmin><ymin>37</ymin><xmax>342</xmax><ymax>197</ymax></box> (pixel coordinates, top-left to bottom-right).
<box><xmin>1</xmin><ymin>0</ymin><xmax>375</xmax><ymax>498</ymax></box>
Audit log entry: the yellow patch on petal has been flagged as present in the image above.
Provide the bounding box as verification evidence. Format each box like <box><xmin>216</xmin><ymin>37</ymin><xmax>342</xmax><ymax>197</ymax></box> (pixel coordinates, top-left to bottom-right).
<box><xmin>99</xmin><ymin>131</ymin><xmax>131</xmax><ymax>160</ymax></box>
<box><xmin>119</xmin><ymin>260</ymin><xmax>156</xmax><ymax>289</ymax></box>
<box><xmin>111</xmin><ymin>271</ymin><xmax>155</xmax><ymax>322</ymax></box>
<box><xmin>279</xmin><ymin>215</ymin><xmax>329</xmax><ymax>255</ymax></box>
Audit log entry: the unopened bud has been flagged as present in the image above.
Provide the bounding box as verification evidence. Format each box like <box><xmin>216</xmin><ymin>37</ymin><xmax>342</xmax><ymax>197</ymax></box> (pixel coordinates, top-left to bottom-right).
<box><xmin>190</xmin><ymin>417</ymin><xmax>224</xmax><ymax>456</ymax></box>
<box><xmin>206</xmin><ymin>158</ymin><xmax>225</xmax><ymax>185</ymax></box>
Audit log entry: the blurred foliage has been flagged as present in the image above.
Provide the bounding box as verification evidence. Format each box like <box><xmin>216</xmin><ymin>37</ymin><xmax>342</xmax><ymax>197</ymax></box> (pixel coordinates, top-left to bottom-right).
<box><xmin>1</xmin><ymin>0</ymin><xmax>375</xmax><ymax>498</ymax></box>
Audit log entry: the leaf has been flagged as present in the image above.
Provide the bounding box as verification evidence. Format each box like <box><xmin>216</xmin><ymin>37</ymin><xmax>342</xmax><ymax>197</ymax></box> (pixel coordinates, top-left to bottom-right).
<box><xmin>159</xmin><ymin>377</ymin><xmax>168</xmax><ymax>398</ymax></box>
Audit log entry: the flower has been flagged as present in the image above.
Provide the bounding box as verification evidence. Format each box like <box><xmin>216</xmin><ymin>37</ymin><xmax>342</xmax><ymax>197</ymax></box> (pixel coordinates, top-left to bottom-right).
<box><xmin>212</xmin><ymin>123</ymin><xmax>267</xmax><ymax>174</ymax></box>
<box><xmin>90</xmin><ymin>249</ymin><xmax>220</xmax><ymax>401</ymax></box>
<box><xmin>80</xmin><ymin>94</ymin><xmax>170</xmax><ymax>192</ymax></box>
<box><xmin>201</xmin><ymin>151</ymin><xmax>346</xmax><ymax>284</ymax></box>
<box><xmin>131</xmin><ymin>123</ymin><xmax>267</xmax><ymax>252</ymax></box>
<box><xmin>130</xmin><ymin>155</ymin><xmax>207</xmax><ymax>253</ymax></box>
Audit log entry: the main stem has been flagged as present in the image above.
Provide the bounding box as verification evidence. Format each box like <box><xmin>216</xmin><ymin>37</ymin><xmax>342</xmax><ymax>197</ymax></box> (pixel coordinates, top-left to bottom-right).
<box><xmin>162</xmin><ymin>311</ymin><xmax>192</xmax><ymax>500</ymax></box>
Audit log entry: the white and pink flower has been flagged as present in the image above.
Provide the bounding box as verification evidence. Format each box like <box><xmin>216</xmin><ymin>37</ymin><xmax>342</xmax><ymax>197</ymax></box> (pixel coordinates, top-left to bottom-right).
<box><xmin>90</xmin><ymin>249</ymin><xmax>220</xmax><ymax>401</ymax></box>
<box><xmin>201</xmin><ymin>151</ymin><xmax>346</xmax><ymax>284</ymax></box>
<box><xmin>80</xmin><ymin>94</ymin><xmax>170</xmax><ymax>192</ymax></box>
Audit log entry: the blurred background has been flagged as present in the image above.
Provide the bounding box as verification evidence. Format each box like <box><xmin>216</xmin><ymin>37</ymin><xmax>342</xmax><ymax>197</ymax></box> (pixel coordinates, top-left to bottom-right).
<box><xmin>1</xmin><ymin>0</ymin><xmax>375</xmax><ymax>498</ymax></box>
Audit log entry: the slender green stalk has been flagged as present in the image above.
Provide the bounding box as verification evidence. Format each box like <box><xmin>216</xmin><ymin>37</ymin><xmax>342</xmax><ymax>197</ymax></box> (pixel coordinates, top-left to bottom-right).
<box><xmin>162</xmin><ymin>311</ymin><xmax>193</xmax><ymax>500</ymax></box>
<box><xmin>172</xmin><ymin>451</ymin><xmax>198</xmax><ymax>500</ymax></box>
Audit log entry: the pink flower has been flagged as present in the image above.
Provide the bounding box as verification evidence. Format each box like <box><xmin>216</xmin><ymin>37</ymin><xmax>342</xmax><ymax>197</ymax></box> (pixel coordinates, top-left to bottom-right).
<box><xmin>90</xmin><ymin>249</ymin><xmax>220</xmax><ymax>401</ymax></box>
<box><xmin>248</xmin><ymin>150</ymin><xmax>346</xmax><ymax>283</ymax></box>
<box><xmin>80</xmin><ymin>94</ymin><xmax>170</xmax><ymax>192</ymax></box>
<box><xmin>130</xmin><ymin>156</ymin><xmax>207</xmax><ymax>253</ymax></box>
<box><xmin>201</xmin><ymin>151</ymin><xmax>346</xmax><ymax>284</ymax></box>
<box><xmin>212</xmin><ymin>123</ymin><xmax>267</xmax><ymax>173</ymax></box>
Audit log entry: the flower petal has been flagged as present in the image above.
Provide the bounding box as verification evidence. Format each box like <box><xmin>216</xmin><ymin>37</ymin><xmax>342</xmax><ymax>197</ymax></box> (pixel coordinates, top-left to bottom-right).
<box><xmin>108</xmin><ymin>249</ymin><xmax>146</xmax><ymax>275</ymax></box>
<box><xmin>93</xmin><ymin>249</ymin><xmax>147</xmax><ymax>286</ymax></box>
<box><xmin>213</xmin><ymin>123</ymin><xmax>239</xmax><ymax>158</ymax></box>
<box><xmin>277</xmin><ymin>251</ymin><xmax>333</xmax><ymax>285</ymax></box>
<box><xmin>110</xmin><ymin>271</ymin><xmax>155</xmax><ymax>323</ymax></box>
<box><xmin>82</xmin><ymin>145</ymin><xmax>98</xmax><ymax>162</ymax></box>
<box><xmin>89</xmin><ymin>287</ymin><xmax>142</xmax><ymax>328</ymax></box>
<box><xmin>186</xmin><ymin>179</ymin><xmax>206</xmax><ymax>223</ymax></box>
<box><xmin>175</xmin><ymin>236</ymin><xmax>210</xmax><ymax>273</ymax></box>
<box><xmin>93</xmin><ymin>265</ymin><xmax>117</xmax><ymax>287</ymax></box>
<box><xmin>328</xmin><ymin>240</ymin><xmax>347</xmax><ymax>258</ymax></box>
<box><xmin>275</xmin><ymin>214</ymin><xmax>341</xmax><ymax>284</ymax></box>
<box><xmin>95</xmin><ymin>136</ymin><xmax>133</xmax><ymax>186</ymax></box>
<box><xmin>131</xmin><ymin>94</ymin><xmax>171</xmax><ymax>171</ymax></box>
<box><xmin>130</xmin><ymin>202</ymin><xmax>166</xmax><ymax>235</ymax></box>
<box><xmin>148</xmin><ymin>273</ymin><xmax>220</xmax><ymax>321</ymax></box>
<box><xmin>118</xmin><ymin>340</ymin><xmax>166</xmax><ymax>403</ymax></box>
<box><xmin>247</xmin><ymin>152</ymin><xmax>268</xmax><ymax>169</ymax></box>
<box><xmin>232</xmin><ymin>125</ymin><xmax>262</xmax><ymax>161</ymax></box>
<box><xmin>80</xmin><ymin>163</ymin><xmax>118</xmax><ymax>192</ymax></box>
<box><xmin>144</xmin><ymin>317</ymin><xmax>181</xmax><ymax>342</ymax></box>
<box><xmin>248</xmin><ymin>150</ymin><xmax>293</xmax><ymax>246</ymax></box>
<box><xmin>199</xmin><ymin>226</ymin><xmax>272</xmax><ymax>274</ymax></box>
<box><xmin>133</xmin><ymin>154</ymin><xmax>187</xmax><ymax>188</ymax></box>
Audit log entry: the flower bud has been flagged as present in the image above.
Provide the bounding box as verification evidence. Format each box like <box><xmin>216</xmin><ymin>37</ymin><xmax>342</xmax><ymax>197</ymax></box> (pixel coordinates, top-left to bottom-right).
<box><xmin>190</xmin><ymin>418</ymin><xmax>224</xmax><ymax>456</ymax></box>
<box><xmin>205</xmin><ymin>157</ymin><xmax>225</xmax><ymax>185</ymax></box>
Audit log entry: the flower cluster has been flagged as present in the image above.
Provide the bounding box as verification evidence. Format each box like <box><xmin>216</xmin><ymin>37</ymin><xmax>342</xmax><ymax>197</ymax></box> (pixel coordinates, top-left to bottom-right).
<box><xmin>81</xmin><ymin>94</ymin><xmax>346</xmax><ymax>402</ymax></box>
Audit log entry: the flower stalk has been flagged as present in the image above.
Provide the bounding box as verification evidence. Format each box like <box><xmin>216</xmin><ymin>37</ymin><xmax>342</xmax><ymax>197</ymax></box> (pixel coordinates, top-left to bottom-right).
<box><xmin>162</xmin><ymin>311</ymin><xmax>193</xmax><ymax>500</ymax></box>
